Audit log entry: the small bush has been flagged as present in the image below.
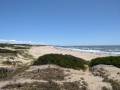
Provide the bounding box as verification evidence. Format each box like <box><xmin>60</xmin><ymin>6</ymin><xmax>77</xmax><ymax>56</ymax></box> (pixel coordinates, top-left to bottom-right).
<box><xmin>90</xmin><ymin>56</ymin><xmax>120</xmax><ymax>68</ymax></box>
<box><xmin>102</xmin><ymin>86</ymin><xmax>111</xmax><ymax>90</ymax></box>
<box><xmin>111</xmin><ymin>81</ymin><xmax>120</xmax><ymax>90</ymax></box>
<box><xmin>63</xmin><ymin>81</ymin><xmax>87</xmax><ymax>90</ymax></box>
<box><xmin>33</xmin><ymin>54</ymin><xmax>88</xmax><ymax>70</ymax></box>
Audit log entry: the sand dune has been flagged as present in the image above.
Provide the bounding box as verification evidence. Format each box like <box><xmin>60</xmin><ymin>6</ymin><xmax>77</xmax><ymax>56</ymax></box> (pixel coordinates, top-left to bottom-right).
<box><xmin>0</xmin><ymin>44</ymin><xmax>119</xmax><ymax>90</ymax></box>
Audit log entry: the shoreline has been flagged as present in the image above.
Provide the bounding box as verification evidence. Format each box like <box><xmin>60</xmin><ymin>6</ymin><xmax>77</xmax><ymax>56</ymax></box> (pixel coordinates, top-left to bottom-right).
<box><xmin>29</xmin><ymin>46</ymin><xmax>110</xmax><ymax>61</ymax></box>
<box><xmin>55</xmin><ymin>46</ymin><xmax>120</xmax><ymax>56</ymax></box>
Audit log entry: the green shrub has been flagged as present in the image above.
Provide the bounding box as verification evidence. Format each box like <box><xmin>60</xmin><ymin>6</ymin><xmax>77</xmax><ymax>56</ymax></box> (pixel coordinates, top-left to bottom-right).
<box><xmin>33</xmin><ymin>54</ymin><xmax>88</xmax><ymax>70</ymax></box>
<box><xmin>90</xmin><ymin>56</ymin><xmax>120</xmax><ymax>68</ymax></box>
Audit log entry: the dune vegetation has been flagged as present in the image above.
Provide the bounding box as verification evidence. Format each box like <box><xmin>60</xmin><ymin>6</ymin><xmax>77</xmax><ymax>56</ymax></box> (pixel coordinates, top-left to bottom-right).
<box><xmin>90</xmin><ymin>56</ymin><xmax>120</xmax><ymax>68</ymax></box>
<box><xmin>33</xmin><ymin>54</ymin><xmax>88</xmax><ymax>70</ymax></box>
<box><xmin>33</xmin><ymin>54</ymin><xmax>120</xmax><ymax>70</ymax></box>
<box><xmin>0</xmin><ymin>67</ymin><xmax>15</xmax><ymax>80</ymax></box>
<box><xmin>0</xmin><ymin>44</ymin><xmax>120</xmax><ymax>90</ymax></box>
<box><xmin>0</xmin><ymin>49</ymin><xmax>17</xmax><ymax>54</ymax></box>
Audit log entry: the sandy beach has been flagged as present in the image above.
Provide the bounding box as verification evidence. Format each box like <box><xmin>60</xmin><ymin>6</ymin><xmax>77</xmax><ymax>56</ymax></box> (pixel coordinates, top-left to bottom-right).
<box><xmin>0</xmin><ymin>44</ymin><xmax>119</xmax><ymax>90</ymax></box>
<box><xmin>29</xmin><ymin>46</ymin><xmax>108</xmax><ymax>61</ymax></box>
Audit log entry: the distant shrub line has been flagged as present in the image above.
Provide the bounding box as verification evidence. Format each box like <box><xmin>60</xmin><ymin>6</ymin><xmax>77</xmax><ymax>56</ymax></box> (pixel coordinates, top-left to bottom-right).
<box><xmin>33</xmin><ymin>54</ymin><xmax>88</xmax><ymax>70</ymax></box>
<box><xmin>0</xmin><ymin>44</ymin><xmax>14</xmax><ymax>48</ymax></box>
<box><xmin>0</xmin><ymin>49</ymin><xmax>17</xmax><ymax>54</ymax></box>
<box><xmin>32</xmin><ymin>54</ymin><xmax>120</xmax><ymax>70</ymax></box>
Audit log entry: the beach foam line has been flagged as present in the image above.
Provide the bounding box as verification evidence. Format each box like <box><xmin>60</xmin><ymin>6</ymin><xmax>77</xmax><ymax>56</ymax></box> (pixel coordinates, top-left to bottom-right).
<box><xmin>56</xmin><ymin>46</ymin><xmax>120</xmax><ymax>56</ymax></box>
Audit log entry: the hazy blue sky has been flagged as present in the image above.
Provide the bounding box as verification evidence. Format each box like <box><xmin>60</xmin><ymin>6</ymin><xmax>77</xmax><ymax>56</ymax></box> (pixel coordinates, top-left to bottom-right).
<box><xmin>0</xmin><ymin>0</ymin><xmax>120</xmax><ymax>45</ymax></box>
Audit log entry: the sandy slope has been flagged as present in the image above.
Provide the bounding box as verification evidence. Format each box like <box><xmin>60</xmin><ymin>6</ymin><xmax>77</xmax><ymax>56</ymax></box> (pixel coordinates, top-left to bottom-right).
<box><xmin>0</xmin><ymin>45</ymin><xmax>116</xmax><ymax>90</ymax></box>
<box><xmin>29</xmin><ymin>46</ymin><xmax>108</xmax><ymax>60</ymax></box>
<box><xmin>0</xmin><ymin>65</ymin><xmax>112</xmax><ymax>90</ymax></box>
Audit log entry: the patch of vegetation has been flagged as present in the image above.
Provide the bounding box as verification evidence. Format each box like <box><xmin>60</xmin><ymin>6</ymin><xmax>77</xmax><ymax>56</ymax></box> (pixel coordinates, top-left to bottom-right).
<box><xmin>89</xmin><ymin>56</ymin><xmax>120</xmax><ymax>68</ymax></box>
<box><xmin>2</xmin><ymin>81</ymin><xmax>61</xmax><ymax>90</ymax></box>
<box><xmin>0</xmin><ymin>66</ymin><xmax>29</xmax><ymax>80</ymax></box>
<box><xmin>2</xmin><ymin>80</ymin><xmax>88</xmax><ymax>90</ymax></box>
<box><xmin>2</xmin><ymin>60</ymin><xmax>13</xmax><ymax>65</ymax></box>
<box><xmin>13</xmin><ymin>44</ymin><xmax>32</xmax><ymax>47</ymax></box>
<box><xmin>0</xmin><ymin>67</ymin><xmax>15</xmax><ymax>80</ymax></box>
<box><xmin>102</xmin><ymin>86</ymin><xmax>110</xmax><ymax>90</ymax></box>
<box><xmin>14</xmin><ymin>46</ymin><xmax>30</xmax><ymax>49</ymax></box>
<box><xmin>16</xmin><ymin>68</ymin><xmax>65</xmax><ymax>80</ymax></box>
<box><xmin>33</xmin><ymin>54</ymin><xmax>88</xmax><ymax>70</ymax></box>
<box><xmin>17</xmin><ymin>50</ymin><xmax>34</xmax><ymax>60</ymax></box>
<box><xmin>111</xmin><ymin>81</ymin><xmax>120</xmax><ymax>90</ymax></box>
<box><xmin>0</xmin><ymin>43</ymin><xmax>14</xmax><ymax>48</ymax></box>
<box><xmin>2</xmin><ymin>60</ymin><xmax>23</xmax><ymax>67</ymax></box>
<box><xmin>63</xmin><ymin>81</ymin><xmax>88</xmax><ymax>90</ymax></box>
<box><xmin>0</xmin><ymin>43</ymin><xmax>31</xmax><ymax>50</ymax></box>
<box><xmin>0</xmin><ymin>49</ymin><xmax>17</xmax><ymax>54</ymax></box>
<box><xmin>103</xmin><ymin>78</ymin><xmax>120</xmax><ymax>90</ymax></box>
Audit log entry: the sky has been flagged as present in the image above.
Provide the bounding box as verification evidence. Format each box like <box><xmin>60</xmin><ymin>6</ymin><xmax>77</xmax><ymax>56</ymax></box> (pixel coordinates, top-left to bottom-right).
<box><xmin>0</xmin><ymin>0</ymin><xmax>120</xmax><ymax>45</ymax></box>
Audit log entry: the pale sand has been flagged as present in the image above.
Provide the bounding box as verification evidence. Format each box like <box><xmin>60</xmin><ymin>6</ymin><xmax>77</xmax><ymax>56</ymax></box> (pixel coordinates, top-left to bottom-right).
<box><xmin>28</xmin><ymin>46</ymin><xmax>112</xmax><ymax>89</ymax></box>
<box><xmin>25</xmin><ymin>65</ymin><xmax>112</xmax><ymax>90</ymax></box>
<box><xmin>29</xmin><ymin>46</ymin><xmax>108</xmax><ymax>61</ymax></box>
<box><xmin>0</xmin><ymin>46</ymin><xmax>113</xmax><ymax>90</ymax></box>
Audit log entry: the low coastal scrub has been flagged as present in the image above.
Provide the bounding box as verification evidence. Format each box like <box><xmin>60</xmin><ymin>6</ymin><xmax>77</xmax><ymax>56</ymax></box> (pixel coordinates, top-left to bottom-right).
<box><xmin>0</xmin><ymin>49</ymin><xmax>17</xmax><ymax>54</ymax></box>
<box><xmin>2</xmin><ymin>81</ymin><xmax>60</xmax><ymax>90</ymax></box>
<box><xmin>33</xmin><ymin>54</ymin><xmax>88</xmax><ymax>70</ymax></box>
<box><xmin>0</xmin><ymin>67</ymin><xmax>15</xmax><ymax>79</ymax></box>
<box><xmin>14</xmin><ymin>46</ymin><xmax>30</xmax><ymax>49</ymax></box>
<box><xmin>0</xmin><ymin>43</ymin><xmax>14</xmax><ymax>48</ymax></box>
<box><xmin>0</xmin><ymin>43</ymin><xmax>31</xmax><ymax>48</ymax></box>
<box><xmin>2</xmin><ymin>81</ymin><xmax>88</xmax><ymax>90</ymax></box>
<box><xmin>2</xmin><ymin>60</ymin><xmax>13</xmax><ymax>65</ymax></box>
<box><xmin>16</xmin><ymin>67</ymin><xmax>65</xmax><ymax>81</ymax></box>
<box><xmin>89</xmin><ymin>56</ymin><xmax>120</xmax><ymax>68</ymax></box>
<box><xmin>103</xmin><ymin>78</ymin><xmax>120</xmax><ymax>90</ymax></box>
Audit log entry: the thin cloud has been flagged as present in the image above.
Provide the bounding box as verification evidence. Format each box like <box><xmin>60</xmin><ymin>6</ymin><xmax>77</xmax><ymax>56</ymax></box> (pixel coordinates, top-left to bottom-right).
<box><xmin>0</xmin><ymin>39</ymin><xmax>47</xmax><ymax>45</ymax></box>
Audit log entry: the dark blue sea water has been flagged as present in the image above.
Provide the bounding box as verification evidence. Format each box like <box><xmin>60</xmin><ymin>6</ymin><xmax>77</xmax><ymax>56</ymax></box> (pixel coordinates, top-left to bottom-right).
<box><xmin>60</xmin><ymin>45</ymin><xmax>120</xmax><ymax>55</ymax></box>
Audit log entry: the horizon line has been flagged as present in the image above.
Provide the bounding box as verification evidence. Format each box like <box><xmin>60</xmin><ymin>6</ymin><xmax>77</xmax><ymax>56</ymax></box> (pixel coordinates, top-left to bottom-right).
<box><xmin>0</xmin><ymin>39</ymin><xmax>120</xmax><ymax>46</ymax></box>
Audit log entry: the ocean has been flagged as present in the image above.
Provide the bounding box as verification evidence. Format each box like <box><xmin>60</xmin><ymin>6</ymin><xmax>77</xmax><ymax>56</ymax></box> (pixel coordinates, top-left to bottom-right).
<box><xmin>60</xmin><ymin>45</ymin><xmax>120</xmax><ymax>55</ymax></box>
